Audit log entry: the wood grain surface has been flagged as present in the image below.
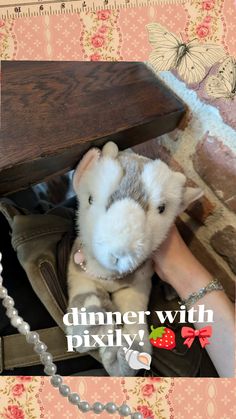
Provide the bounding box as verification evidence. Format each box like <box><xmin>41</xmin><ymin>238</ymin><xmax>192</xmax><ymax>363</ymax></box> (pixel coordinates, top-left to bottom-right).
<box><xmin>0</xmin><ymin>61</ymin><xmax>186</xmax><ymax>195</ymax></box>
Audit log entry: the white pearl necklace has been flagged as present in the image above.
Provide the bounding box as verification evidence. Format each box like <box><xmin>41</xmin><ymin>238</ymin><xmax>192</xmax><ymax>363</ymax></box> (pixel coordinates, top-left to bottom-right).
<box><xmin>0</xmin><ymin>252</ymin><xmax>144</xmax><ymax>419</ymax></box>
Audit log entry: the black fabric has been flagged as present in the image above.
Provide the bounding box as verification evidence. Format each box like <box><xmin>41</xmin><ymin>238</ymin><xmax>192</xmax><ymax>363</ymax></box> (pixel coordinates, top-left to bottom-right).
<box><xmin>146</xmin><ymin>278</ymin><xmax>218</xmax><ymax>377</ymax></box>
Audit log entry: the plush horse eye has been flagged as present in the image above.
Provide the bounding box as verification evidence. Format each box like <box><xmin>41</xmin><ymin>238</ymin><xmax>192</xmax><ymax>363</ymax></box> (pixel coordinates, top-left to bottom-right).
<box><xmin>158</xmin><ymin>203</ymin><xmax>166</xmax><ymax>214</ymax></box>
<box><xmin>88</xmin><ymin>195</ymin><xmax>93</xmax><ymax>205</ymax></box>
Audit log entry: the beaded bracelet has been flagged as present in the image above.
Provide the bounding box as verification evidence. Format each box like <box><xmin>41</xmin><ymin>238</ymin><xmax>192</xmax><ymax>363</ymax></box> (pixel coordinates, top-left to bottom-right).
<box><xmin>179</xmin><ymin>278</ymin><xmax>224</xmax><ymax>309</ymax></box>
<box><xmin>0</xmin><ymin>252</ymin><xmax>144</xmax><ymax>419</ymax></box>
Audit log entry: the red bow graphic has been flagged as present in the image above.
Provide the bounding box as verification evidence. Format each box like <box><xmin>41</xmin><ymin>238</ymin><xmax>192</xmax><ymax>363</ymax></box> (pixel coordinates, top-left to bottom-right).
<box><xmin>181</xmin><ymin>326</ymin><xmax>212</xmax><ymax>348</ymax></box>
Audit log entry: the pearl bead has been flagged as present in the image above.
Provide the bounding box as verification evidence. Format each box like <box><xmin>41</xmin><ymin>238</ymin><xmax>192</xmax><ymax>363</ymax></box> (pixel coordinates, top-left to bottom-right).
<box><xmin>59</xmin><ymin>384</ymin><xmax>70</xmax><ymax>397</ymax></box>
<box><xmin>92</xmin><ymin>402</ymin><xmax>104</xmax><ymax>414</ymax></box>
<box><xmin>105</xmin><ymin>402</ymin><xmax>117</xmax><ymax>414</ymax></box>
<box><xmin>50</xmin><ymin>375</ymin><xmax>62</xmax><ymax>387</ymax></box>
<box><xmin>0</xmin><ymin>251</ymin><xmax>141</xmax><ymax>419</ymax></box>
<box><xmin>10</xmin><ymin>315</ymin><xmax>23</xmax><ymax>328</ymax></box>
<box><xmin>0</xmin><ymin>286</ymin><xmax>8</xmax><ymax>299</ymax></box>
<box><xmin>78</xmin><ymin>402</ymin><xmax>90</xmax><ymax>412</ymax></box>
<box><xmin>131</xmin><ymin>413</ymin><xmax>143</xmax><ymax>419</ymax></box>
<box><xmin>40</xmin><ymin>352</ymin><xmax>53</xmax><ymax>364</ymax></box>
<box><xmin>68</xmin><ymin>392</ymin><xmax>80</xmax><ymax>405</ymax></box>
<box><xmin>2</xmin><ymin>296</ymin><xmax>14</xmax><ymax>308</ymax></box>
<box><xmin>44</xmin><ymin>363</ymin><xmax>57</xmax><ymax>376</ymax></box>
<box><xmin>6</xmin><ymin>307</ymin><xmax>18</xmax><ymax>318</ymax></box>
<box><xmin>18</xmin><ymin>322</ymin><xmax>30</xmax><ymax>335</ymax></box>
<box><xmin>119</xmin><ymin>404</ymin><xmax>131</xmax><ymax>416</ymax></box>
<box><xmin>26</xmin><ymin>331</ymin><xmax>40</xmax><ymax>344</ymax></box>
<box><xmin>34</xmin><ymin>341</ymin><xmax>47</xmax><ymax>354</ymax></box>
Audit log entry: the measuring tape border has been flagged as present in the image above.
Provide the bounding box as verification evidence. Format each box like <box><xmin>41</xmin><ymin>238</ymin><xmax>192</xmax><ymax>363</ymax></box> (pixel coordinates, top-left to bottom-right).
<box><xmin>0</xmin><ymin>0</ymin><xmax>187</xmax><ymax>20</ymax></box>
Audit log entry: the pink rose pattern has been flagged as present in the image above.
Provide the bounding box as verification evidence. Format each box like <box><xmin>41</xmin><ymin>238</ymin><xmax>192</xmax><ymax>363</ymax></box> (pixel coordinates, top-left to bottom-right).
<box><xmin>18</xmin><ymin>377</ymin><xmax>32</xmax><ymax>382</ymax></box>
<box><xmin>137</xmin><ymin>405</ymin><xmax>155</xmax><ymax>419</ymax></box>
<box><xmin>195</xmin><ymin>0</ymin><xmax>215</xmax><ymax>40</ymax></box>
<box><xmin>90</xmin><ymin>52</ymin><xmax>101</xmax><ymax>61</ymax></box>
<box><xmin>91</xmin><ymin>34</ymin><xmax>105</xmax><ymax>48</ymax></box>
<box><xmin>122</xmin><ymin>377</ymin><xmax>173</xmax><ymax>419</ymax></box>
<box><xmin>196</xmin><ymin>23</ymin><xmax>210</xmax><ymax>38</ymax></box>
<box><xmin>0</xmin><ymin>19</ymin><xmax>15</xmax><ymax>59</ymax></box>
<box><xmin>195</xmin><ymin>0</ymin><xmax>217</xmax><ymax>40</ymax></box>
<box><xmin>99</xmin><ymin>25</ymin><xmax>108</xmax><ymax>34</ymax></box>
<box><xmin>97</xmin><ymin>10</ymin><xmax>111</xmax><ymax>20</ymax></box>
<box><xmin>0</xmin><ymin>376</ymin><xmax>42</xmax><ymax>419</ymax></box>
<box><xmin>80</xmin><ymin>9</ymin><xmax>122</xmax><ymax>61</ymax></box>
<box><xmin>11</xmin><ymin>384</ymin><xmax>25</xmax><ymax>397</ymax></box>
<box><xmin>148</xmin><ymin>377</ymin><xmax>162</xmax><ymax>382</ymax></box>
<box><xmin>202</xmin><ymin>0</ymin><xmax>215</xmax><ymax>10</ymax></box>
<box><xmin>3</xmin><ymin>405</ymin><xmax>24</xmax><ymax>419</ymax></box>
<box><xmin>186</xmin><ymin>0</ymin><xmax>223</xmax><ymax>44</ymax></box>
<box><xmin>141</xmin><ymin>383</ymin><xmax>155</xmax><ymax>397</ymax></box>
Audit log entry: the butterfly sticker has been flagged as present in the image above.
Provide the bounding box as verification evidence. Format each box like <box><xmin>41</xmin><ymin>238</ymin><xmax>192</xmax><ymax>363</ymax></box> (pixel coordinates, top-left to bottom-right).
<box><xmin>146</xmin><ymin>23</ymin><xmax>226</xmax><ymax>84</ymax></box>
<box><xmin>205</xmin><ymin>56</ymin><xmax>236</xmax><ymax>99</ymax></box>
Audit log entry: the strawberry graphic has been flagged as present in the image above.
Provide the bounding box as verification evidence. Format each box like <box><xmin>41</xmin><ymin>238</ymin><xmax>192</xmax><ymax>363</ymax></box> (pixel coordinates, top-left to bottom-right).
<box><xmin>149</xmin><ymin>325</ymin><xmax>176</xmax><ymax>350</ymax></box>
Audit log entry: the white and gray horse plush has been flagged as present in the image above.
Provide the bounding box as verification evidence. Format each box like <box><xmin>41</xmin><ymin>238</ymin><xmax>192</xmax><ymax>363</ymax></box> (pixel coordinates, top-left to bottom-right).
<box><xmin>66</xmin><ymin>142</ymin><xmax>203</xmax><ymax>376</ymax></box>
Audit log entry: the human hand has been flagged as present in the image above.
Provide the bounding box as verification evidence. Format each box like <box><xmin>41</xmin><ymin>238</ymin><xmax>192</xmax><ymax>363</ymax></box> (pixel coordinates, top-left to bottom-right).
<box><xmin>153</xmin><ymin>226</ymin><xmax>235</xmax><ymax>378</ymax></box>
<box><xmin>152</xmin><ymin>225</ymin><xmax>213</xmax><ymax>299</ymax></box>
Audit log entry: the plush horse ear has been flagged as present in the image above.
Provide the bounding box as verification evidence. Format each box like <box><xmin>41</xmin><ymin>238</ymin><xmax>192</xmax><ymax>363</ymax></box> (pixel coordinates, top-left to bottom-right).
<box><xmin>73</xmin><ymin>148</ymin><xmax>101</xmax><ymax>192</ymax></box>
<box><xmin>172</xmin><ymin>172</ymin><xmax>203</xmax><ymax>214</ymax></box>
<box><xmin>102</xmin><ymin>141</ymin><xmax>119</xmax><ymax>158</ymax></box>
<box><xmin>73</xmin><ymin>142</ymin><xmax>119</xmax><ymax>192</ymax></box>
<box><xmin>180</xmin><ymin>187</ymin><xmax>204</xmax><ymax>213</ymax></box>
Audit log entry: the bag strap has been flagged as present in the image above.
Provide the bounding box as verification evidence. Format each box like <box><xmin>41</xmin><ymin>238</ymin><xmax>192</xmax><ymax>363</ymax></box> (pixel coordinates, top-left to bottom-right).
<box><xmin>0</xmin><ymin>326</ymin><xmax>87</xmax><ymax>373</ymax></box>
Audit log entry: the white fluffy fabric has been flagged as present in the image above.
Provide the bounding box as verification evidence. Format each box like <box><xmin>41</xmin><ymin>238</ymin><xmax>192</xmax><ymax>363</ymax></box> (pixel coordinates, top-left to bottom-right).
<box><xmin>75</xmin><ymin>151</ymin><xmax>201</xmax><ymax>277</ymax></box>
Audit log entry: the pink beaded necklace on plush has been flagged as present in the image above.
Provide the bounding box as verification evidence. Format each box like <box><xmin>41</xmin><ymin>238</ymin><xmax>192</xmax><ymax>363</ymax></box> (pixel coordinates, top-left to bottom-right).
<box><xmin>0</xmin><ymin>252</ymin><xmax>145</xmax><ymax>419</ymax></box>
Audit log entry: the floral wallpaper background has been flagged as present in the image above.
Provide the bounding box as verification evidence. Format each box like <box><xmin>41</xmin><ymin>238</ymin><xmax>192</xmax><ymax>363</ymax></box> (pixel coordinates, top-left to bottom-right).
<box><xmin>0</xmin><ymin>0</ymin><xmax>236</xmax><ymax>418</ymax></box>
<box><xmin>0</xmin><ymin>374</ymin><xmax>235</xmax><ymax>418</ymax></box>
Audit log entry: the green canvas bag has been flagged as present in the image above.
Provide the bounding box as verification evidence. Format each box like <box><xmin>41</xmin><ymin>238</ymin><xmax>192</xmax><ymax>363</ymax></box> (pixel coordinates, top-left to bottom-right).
<box><xmin>0</xmin><ymin>198</ymin><xmax>218</xmax><ymax>377</ymax></box>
